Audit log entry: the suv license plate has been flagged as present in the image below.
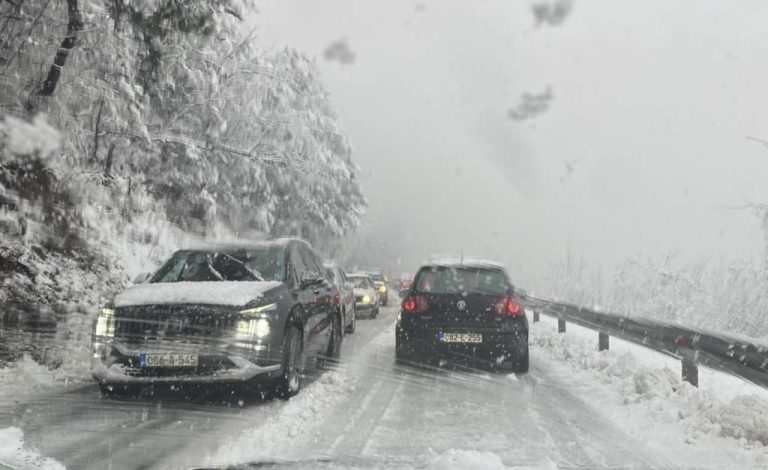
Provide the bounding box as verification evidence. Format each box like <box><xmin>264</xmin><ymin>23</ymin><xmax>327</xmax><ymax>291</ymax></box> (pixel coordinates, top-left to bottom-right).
<box><xmin>140</xmin><ymin>353</ymin><xmax>198</xmax><ymax>368</ymax></box>
<box><xmin>439</xmin><ymin>332</ymin><xmax>483</xmax><ymax>343</ymax></box>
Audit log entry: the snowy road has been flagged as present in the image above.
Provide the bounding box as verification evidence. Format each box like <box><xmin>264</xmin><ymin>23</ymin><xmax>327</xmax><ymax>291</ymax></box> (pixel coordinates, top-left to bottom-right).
<box><xmin>0</xmin><ymin>306</ymin><xmax>691</xmax><ymax>469</ymax></box>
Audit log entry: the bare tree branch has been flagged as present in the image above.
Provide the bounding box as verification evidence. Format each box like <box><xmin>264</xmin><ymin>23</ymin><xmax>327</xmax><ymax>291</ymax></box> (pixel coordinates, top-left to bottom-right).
<box><xmin>34</xmin><ymin>0</ymin><xmax>83</xmax><ymax>98</ymax></box>
<box><xmin>90</xmin><ymin>100</ymin><xmax>104</xmax><ymax>164</ymax></box>
<box><xmin>746</xmin><ymin>135</ymin><xmax>768</xmax><ymax>149</ymax></box>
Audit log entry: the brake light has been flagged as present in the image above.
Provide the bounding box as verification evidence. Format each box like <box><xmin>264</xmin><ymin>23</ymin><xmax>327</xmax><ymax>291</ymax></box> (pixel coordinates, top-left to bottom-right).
<box><xmin>495</xmin><ymin>296</ymin><xmax>523</xmax><ymax>316</ymax></box>
<box><xmin>334</xmin><ymin>293</ymin><xmax>341</xmax><ymax>307</ymax></box>
<box><xmin>402</xmin><ymin>295</ymin><xmax>428</xmax><ymax>313</ymax></box>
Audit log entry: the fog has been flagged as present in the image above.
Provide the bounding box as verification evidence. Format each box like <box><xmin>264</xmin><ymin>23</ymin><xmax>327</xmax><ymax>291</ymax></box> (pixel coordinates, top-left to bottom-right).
<box><xmin>253</xmin><ymin>0</ymin><xmax>768</xmax><ymax>281</ymax></box>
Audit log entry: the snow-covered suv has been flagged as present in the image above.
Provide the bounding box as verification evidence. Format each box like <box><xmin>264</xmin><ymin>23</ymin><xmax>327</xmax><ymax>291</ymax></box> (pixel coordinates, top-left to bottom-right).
<box><xmin>91</xmin><ymin>238</ymin><xmax>342</xmax><ymax>398</ymax></box>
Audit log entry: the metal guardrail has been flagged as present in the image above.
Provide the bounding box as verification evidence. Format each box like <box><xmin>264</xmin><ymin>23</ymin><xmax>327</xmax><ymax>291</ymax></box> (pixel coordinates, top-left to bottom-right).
<box><xmin>523</xmin><ymin>296</ymin><xmax>768</xmax><ymax>389</ymax></box>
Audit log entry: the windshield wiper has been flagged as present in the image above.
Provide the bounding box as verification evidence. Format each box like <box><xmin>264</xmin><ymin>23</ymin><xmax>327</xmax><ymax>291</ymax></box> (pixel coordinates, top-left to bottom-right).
<box><xmin>221</xmin><ymin>253</ymin><xmax>265</xmax><ymax>281</ymax></box>
<box><xmin>205</xmin><ymin>255</ymin><xmax>225</xmax><ymax>281</ymax></box>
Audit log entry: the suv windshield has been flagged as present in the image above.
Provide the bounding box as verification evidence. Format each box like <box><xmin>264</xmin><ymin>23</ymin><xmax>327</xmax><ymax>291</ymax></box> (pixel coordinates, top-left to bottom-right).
<box><xmin>152</xmin><ymin>247</ymin><xmax>285</xmax><ymax>283</ymax></box>
<box><xmin>414</xmin><ymin>267</ymin><xmax>509</xmax><ymax>295</ymax></box>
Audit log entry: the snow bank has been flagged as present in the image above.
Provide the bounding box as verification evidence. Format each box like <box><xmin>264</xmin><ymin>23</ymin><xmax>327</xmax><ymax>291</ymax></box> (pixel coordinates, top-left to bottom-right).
<box><xmin>0</xmin><ymin>355</ymin><xmax>59</xmax><ymax>401</ymax></box>
<box><xmin>0</xmin><ymin>427</ymin><xmax>66</xmax><ymax>470</ymax></box>
<box><xmin>205</xmin><ymin>370</ymin><xmax>358</xmax><ymax>466</ymax></box>
<box><xmin>532</xmin><ymin>319</ymin><xmax>768</xmax><ymax>468</ymax></box>
<box><xmin>0</xmin><ymin>114</ymin><xmax>60</xmax><ymax>162</ymax></box>
<box><xmin>113</xmin><ymin>281</ymin><xmax>281</xmax><ymax>307</ymax></box>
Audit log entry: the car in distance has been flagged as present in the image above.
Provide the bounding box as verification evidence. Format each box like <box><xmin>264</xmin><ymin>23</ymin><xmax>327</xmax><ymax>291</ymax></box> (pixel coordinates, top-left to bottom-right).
<box><xmin>395</xmin><ymin>259</ymin><xmax>529</xmax><ymax>372</ymax></box>
<box><xmin>91</xmin><ymin>238</ymin><xmax>342</xmax><ymax>398</ymax></box>
<box><xmin>397</xmin><ymin>273</ymin><xmax>413</xmax><ymax>290</ymax></box>
<box><xmin>362</xmin><ymin>269</ymin><xmax>390</xmax><ymax>306</ymax></box>
<box><xmin>346</xmin><ymin>273</ymin><xmax>380</xmax><ymax>318</ymax></box>
<box><xmin>324</xmin><ymin>262</ymin><xmax>356</xmax><ymax>334</ymax></box>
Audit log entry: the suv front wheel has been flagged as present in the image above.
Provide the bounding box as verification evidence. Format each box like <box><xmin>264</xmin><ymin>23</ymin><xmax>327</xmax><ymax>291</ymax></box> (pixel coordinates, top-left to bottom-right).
<box><xmin>326</xmin><ymin>313</ymin><xmax>342</xmax><ymax>358</ymax></box>
<box><xmin>273</xmin><ymin>326</ymin><xmax>303</xmax><ymax>399</ymax></box>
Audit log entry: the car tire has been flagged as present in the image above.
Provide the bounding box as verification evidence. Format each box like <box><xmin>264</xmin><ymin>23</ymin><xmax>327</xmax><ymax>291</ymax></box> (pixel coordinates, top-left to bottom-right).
<box><xmin>346</xmin><ymin>306</ymin><xmax>356</xmax><ymax>334</ymax></box>
<box><xmin>325</xmin><ymin>313</ymin><xmax>342</xmax><ymax>359</ymax></box>
<box><xmin>511</xmin><ymin>347</ymin><xmax>529</xmax><ymax>373</ymax></box>
<box><xmin>395</xmin><ymin>337</ymin><xmax>408</xmax><ymax>361</ymax></box>
<box><xmin>373</xmin><ymin>307</ymin><xmax>380</xmax><ymax>318</ymax></box>
<box><xmin>395</xmin><ymin>331</ymin><xmax>413</xmax><ymax>361</ymax></box>
<box><xmin>273</xmin><ymin>325</ymin><xmax>303</xmax><ymax>399</ymax></box>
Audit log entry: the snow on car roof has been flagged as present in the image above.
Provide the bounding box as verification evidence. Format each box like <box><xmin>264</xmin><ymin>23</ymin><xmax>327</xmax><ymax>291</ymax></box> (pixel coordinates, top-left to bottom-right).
<box><xmin>183</xmin><ymin>237</ymin><xmax>306</xmax><ymax>252</ymax></box>
<box><xmin>358</xmin><ymin>267</ymin><xmax>383</xmax><ymax>273</ymax></box>
<box><xmin>423</xmin><ymin>256</ymin><xmax>507</xmax><ymax>270</ymax></box>
<box><xmin>346</xmin><ymin>272</ymin><xmax>373</xmax><ymax>278</ymax></box>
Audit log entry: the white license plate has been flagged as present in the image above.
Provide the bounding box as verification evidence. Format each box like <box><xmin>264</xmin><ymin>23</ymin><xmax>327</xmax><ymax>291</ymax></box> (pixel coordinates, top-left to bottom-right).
<box><xmin>438</xmin><ymin>332</ymin><xmax>483</xmax><ymax>343</ymax></box>
<box><xmin>140</xmin><ymin>353</ymin><xmax>198</xmax><ymax>368</ymax></box>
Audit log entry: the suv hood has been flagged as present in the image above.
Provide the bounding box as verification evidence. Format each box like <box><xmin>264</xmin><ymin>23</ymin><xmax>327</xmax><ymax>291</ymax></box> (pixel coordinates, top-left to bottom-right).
<box><xmin>113</xmin><ymin>281</ymin><xmax>282</xmax><ymax>308</ymax></box>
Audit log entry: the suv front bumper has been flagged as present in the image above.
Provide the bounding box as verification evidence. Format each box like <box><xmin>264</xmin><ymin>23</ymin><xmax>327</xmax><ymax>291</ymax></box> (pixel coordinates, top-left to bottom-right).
<box><xmin>91</xmin><ymin>341</ymin><xmax>282</xmax><ymax>385</ymax></box>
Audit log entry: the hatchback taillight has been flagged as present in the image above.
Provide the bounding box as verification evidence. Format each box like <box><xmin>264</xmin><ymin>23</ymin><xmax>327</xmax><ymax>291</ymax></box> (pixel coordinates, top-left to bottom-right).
<box><xmin>402</xmin><ymin>295</ymin><xmax>429</xmax><ymax>314</ymax></box>
<box><xmin>495</xmin><ymin>296</ymin><xmax>523</xmax><ymax>317</ymax></box>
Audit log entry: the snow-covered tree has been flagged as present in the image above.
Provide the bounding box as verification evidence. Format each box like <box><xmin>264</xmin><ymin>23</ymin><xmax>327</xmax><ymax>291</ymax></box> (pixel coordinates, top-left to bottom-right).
<box><xmin>0</xmin><ymin>0</ymin><xmax>365</xmax><ymax>369</ymax></box>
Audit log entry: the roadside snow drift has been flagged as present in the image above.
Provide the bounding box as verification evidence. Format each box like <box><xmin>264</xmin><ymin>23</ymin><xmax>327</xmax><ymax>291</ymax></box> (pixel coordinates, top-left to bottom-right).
<box><xmin>532</xmin><ymin>319</ymin><xmax>768</xmax><ymax>468</ymax></box>
<box><xmin>205</xmin><ymin>370</ymin><xmax>358</xmax><ymax>467</ymax></box>
<box><xmin>0</xmin><ymin>427</ymin><xmax>65</xmax><ymax>470</ymax></box>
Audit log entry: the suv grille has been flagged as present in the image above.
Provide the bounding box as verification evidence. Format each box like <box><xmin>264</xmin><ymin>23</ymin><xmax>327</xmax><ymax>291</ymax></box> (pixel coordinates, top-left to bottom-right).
<box><xmin>114</xmin><ymin>305</ymin><xmax>238</xmax><ymax>344</ymax></box>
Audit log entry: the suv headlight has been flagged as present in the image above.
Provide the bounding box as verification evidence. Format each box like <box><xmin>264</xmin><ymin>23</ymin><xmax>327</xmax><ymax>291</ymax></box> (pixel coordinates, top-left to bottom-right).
<box><xmin>235</xmin><ymin>318</ymin><xmax>271</xmax><ymax>341</ymax></box>
<box><xmin>234</xmin><ymin>303</ymin><xmax>276</xmax><ymax>344</ymax></box>
<box><xmin>94</xmin><ymin>308</ymin><xmax>115</xmax><ymax>337</ymax></box>
<box><xmin>239</xmin><ymin>302</ymin><xmax>277</xmax><ymax>317</ymax></box>
<box><xmin>362</xmin><ymin>295</ymin><xmax>371</xmax><ymax>305</ymax></box>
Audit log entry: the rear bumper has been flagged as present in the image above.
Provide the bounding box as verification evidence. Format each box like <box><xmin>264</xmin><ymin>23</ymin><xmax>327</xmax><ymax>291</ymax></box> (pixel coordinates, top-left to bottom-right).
<box><xmin>90</xmin><ymin>340</ymin><xmax>281</xmax><ymax>385</ymax></box>
<box><xmin>396</xmin><ymin>324</ymin><xmax>528</xmax><ymax>363</ymax></box>
<box><xmin>355</xmin><ymin>303</ymin><xmax>376</xmax><ymax>312</ymax></box>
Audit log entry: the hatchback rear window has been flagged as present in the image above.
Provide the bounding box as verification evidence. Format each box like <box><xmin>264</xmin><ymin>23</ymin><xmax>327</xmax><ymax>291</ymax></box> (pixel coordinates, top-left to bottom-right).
<box><xmin>414</xmin><ymin>267</ymin><xmax>509</xmax><ymax>295</ymax></box>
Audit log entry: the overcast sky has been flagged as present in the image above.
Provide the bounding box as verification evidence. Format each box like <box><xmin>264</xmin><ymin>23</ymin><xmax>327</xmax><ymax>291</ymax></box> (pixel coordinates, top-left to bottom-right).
<box><xmin>251</xmin><ymin>0</ymin><xmax>768</xmax><ymax>281</ymax></box>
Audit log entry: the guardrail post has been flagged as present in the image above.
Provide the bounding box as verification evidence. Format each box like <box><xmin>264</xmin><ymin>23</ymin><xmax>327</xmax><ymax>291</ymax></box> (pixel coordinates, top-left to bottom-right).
<box><xmin>676</xmin><ymin>336</ymin><xmax>699</xmax><ymax>387</ymax></box>
<box><xmin>681</xmin><ymin>354</ymin><xmax>698</xmax><ymax>387</ymax></box>
<box><xmin>558</xmin><ymin>318</ymin><xmax>566</xmax><ymax>333</ymax></box>
<box><xmin>598</xmin><ymin>332</ymin><xmax>609</xmax><ymax>351</ymax></box>
<box><xmin>533</xmin><ymin>311</ymin><xmax>540</xmax><ymax>323</ymax></box>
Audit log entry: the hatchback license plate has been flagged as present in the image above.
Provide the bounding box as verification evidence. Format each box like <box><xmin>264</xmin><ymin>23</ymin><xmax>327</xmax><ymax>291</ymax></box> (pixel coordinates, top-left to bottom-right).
<box><xmin>438</xmin><ymin>332</ymin><xmax>483</xmax><ymax>343</ymax></box>
<box><xmin>140</xmin><ymin>353</ymin><xmax>198</xmax><ymax>368</ymax></box>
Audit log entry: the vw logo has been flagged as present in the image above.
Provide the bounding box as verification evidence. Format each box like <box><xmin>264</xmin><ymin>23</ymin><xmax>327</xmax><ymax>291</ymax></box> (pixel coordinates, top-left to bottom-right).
<box><xmin>456</xmin><ymin>300</ymin><xmax>467</xmax><ymax>311</ymax></box>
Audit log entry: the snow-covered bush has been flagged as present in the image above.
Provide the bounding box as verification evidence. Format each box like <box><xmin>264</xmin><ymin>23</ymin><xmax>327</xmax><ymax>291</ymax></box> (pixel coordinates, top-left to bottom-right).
<box><xmin>535</xmin><ymin>254</ymin><xmax>768</xmax><ymax>343</ymax></box>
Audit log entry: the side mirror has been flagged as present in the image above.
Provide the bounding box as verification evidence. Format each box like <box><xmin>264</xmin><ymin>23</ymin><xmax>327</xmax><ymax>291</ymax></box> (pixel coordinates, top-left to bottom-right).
<box><xmin>398</xmin><ymin>289</ymin><xmax>410</xmax><ymax>300</ymax></box>
<box><xmin>300</xmin><ymin>271</ymin><xmax>323</xmax><ymax>288</ymax></box>
<box><xmin>133</xmin><ymin>272</ymin><xmax>152</xmax><ymax>284</ymax></box>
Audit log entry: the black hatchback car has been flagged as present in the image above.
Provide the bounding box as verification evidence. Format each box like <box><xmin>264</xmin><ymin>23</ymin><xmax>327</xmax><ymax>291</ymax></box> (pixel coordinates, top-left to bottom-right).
<box><xmin>395</xmin><ymin>259</ymin><xmax>529</xmax><ymax>372</ymax></box>
<box><xmin>91</xmin><ymin>238</ymin><xmax>342</xmax><ymax>398</ymax></box>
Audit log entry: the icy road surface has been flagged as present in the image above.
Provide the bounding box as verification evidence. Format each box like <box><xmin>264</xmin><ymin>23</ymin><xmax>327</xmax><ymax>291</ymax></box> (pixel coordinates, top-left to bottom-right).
<box><xmin>0</xmin><ymin>304</ymin><xmax>734</xmax><ymax>469</ymax></box>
